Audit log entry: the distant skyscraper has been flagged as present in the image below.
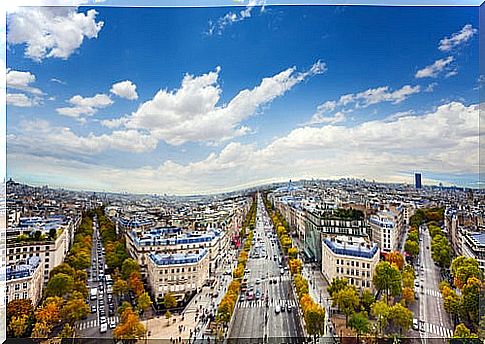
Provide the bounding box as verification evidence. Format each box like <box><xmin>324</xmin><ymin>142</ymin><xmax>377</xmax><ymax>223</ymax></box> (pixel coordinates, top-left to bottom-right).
<box><xmin>415</xmin><ymin>173</ymin><xmax>422</xmax><ymax>189</ymax></box>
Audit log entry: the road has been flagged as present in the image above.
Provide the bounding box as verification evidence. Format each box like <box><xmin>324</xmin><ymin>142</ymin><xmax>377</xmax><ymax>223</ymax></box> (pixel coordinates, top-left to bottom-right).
<box><xmin>417</xmin><ymin>224</ymin><xmax>453</xmax><ymax>339</ymax></box>
<box><xmin>228</xmin><ymin>193</ymin><xmax>304</xmax><ymax>342</ymax></box>
<box><xmin>76</xmin><ymin>215</ymin><xmax>120</xmax><ymax>338</ymax></box>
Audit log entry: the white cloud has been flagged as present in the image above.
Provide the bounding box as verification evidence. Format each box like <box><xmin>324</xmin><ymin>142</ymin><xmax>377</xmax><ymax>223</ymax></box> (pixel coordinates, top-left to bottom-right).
<box><xmin>9</xmin><ymin>101</ymin><xmax>479</xmax><ymax>194</ymax></box>
<box><xmin>425</xmin><ymin>82</ymin><xmax>437</xmax><ymax>92</ymax></box>
<box><xmin>7</xmin><ymin>7</ymin><xmax>103</xmax><ymax>61</ymax></box>
<box><xmin>308</xmin><ymin>84</ymin><xmax>420</xmax><ymax>125</ymax></box>
<box><xmin>207</xmin><ymin>0</ymin><xmax>265</xmax><ymax>35</ymax></box>
<box><xmin>439</xmin><ymin>24</ymin><xmax>477</xmax><ymax>52</ymax></box>
<box><xmin>50</xmin><ymin>78</ymin><xmax>66</xmax><ymax>85</ymax></box>
<box><xmin>119</xmin><ymin>61</ymin><xmax>325</xmax><ymax>146</ymax></box>
<box><xmin>415</xmin><ymin>56</ymin><xmax>454</xmax><ymax>78</ymax></box>
<box><xmin>56</xmin><ymin>93</ymin><xmax>113</xmax><ymax>118</ymax></box>
<box><xmin>6</xmin><ymin>69</ymin><xmax>44</xmax><ymax>95</ymax></box>
<box><xmin>7</xmin><ymin>93</ymin><xmax>35</xmax><ymax>107</ymax></box>
<box><xmin>110</xmin><ymin>80</ymin><xmax>138</xmax><ymax>100</ymax></box>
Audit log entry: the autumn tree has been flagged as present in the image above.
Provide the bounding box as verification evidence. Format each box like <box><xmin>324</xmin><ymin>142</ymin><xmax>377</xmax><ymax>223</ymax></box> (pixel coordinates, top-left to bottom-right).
<box><xmin>451</xmin><ymin>256</ymin><xmax>481</xmax><ymax>290</ymax></box>
<box><xmin>334</xmin><ymin>286</ymin><xmax>360</xmax><ymax>326</ymax></box>
<box><xmin>8</xmin><ymin>315</ymin><xmax>29</xmax><ymax>337</ymax></box>
<box><xmin>388</xmin><ymin>303</ymin><xmax>413</xmax><ymax>335</ymax></box>
<box><xmin>402</xmin><ymin>287</ymin><xmax>415</xmax><ymax>306</ymax></box>
<box><xmin>288</xmin><ymin>247</ymin><xmax>298</xmax><ymax>259</ymax></box>
<box><xmin>163</xmin><ymin>292</ymin><xmax>177</xmax><ymax>309</ymax></box>
<box><xmin>327</xmin><ymin>277</ymin><xmax>349</xmax><ymax>297</ymax></box>
<box><xmin>122</xmin><ymin>258</ymin><xmax>141</xmax><ymax>280</ymax></box>
<box><xmin>371</xmin><ymin>300</ymin><xmax>390</xmax><ymax>335</ymax></box>
<box><xmin>113</xmin><ymin>278</ymin><xmax>129</xmax><ymax>299</ymax></box>
<box><xmin>304</xmin><ymin>303</ymin><xmax>326</xmax><ymax>339</ymax></box>
<box><xmin>128</xmin><ymin>272</ymin><xmax>145</xmax><ymax>297</ymax></box>
<box><xmin>113</xmin><ymin>307</ymin><xmax>146</xmax><ymax>342</ymax></box>
<box><xmin>289</xmin><ymin>258</ymin><xmax>303</xmax><ymax>275</ymax></box>
<box><xmin>61</xmin><ymin>297</ymin><xmax>90</xmax><ymax>324</ymax></box>
<box><xmin>453</xmin><ymin>323</ymin><xmax>478</xmax><ymax>338</ymax></box>
<box><xmin>386</xmin><ymin>251</ymin><xmax>405</xmax><ymax>270</ymax></box>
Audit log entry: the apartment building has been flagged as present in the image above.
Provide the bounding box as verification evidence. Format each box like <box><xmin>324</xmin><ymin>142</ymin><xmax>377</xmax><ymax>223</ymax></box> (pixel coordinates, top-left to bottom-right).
<box><xmin>146</xmin><ymin>248</ymin><xmax>210</xmax><ymax>302</ymax></box>
<box><xmin>6</xmin><ymin>256</ymin><xmax>44</xmax><ymax>306</ymax></box>
<box><xmin>369</xmin><ymin>210</ymin><xmax>399</xmax><ymax>253</ymax></box>
<box><xmin>461</xmin><ymin>231</ymin><xmax>485</xmax><ymax>272</ymax></box>
<box><xmin>125</xmin><ymin>227</ymin><xmax>226</xmax><ymax>278</ymax></box>
<box><xmin>321</xmin><ymin>235</ymin><xmax>380</xmax><ymax>290</ymax></box>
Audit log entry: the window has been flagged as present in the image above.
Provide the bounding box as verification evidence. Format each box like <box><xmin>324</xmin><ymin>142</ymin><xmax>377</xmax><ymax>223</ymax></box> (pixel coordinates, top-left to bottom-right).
<box><xmin>22</xmin><ymin>292</ymin><xmax>28</xmax><ymax>299</ymax></box>
<box><xmin>23</xmin><ymin>282</ymin><xmax>27</xmax><ymax>289</ymax></box>
<box><xmin>15</xmin><ymin>284</ymin><xmax>20</xmax><ymax>291</ymax></box>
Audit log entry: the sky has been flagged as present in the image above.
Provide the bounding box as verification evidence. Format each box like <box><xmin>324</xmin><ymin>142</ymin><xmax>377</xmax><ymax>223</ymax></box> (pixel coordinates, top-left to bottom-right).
<box><xmin>4</xmin><ymin>2</ymin><xmax>482</xmax><ymax>194</ymax></box>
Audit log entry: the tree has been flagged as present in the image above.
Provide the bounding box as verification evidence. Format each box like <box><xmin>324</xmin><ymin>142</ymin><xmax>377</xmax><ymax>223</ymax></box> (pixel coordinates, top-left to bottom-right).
<box><xmin>453</xmin><ymin>323</ymin><xmax>478</xmax><ymax>338</ymax></box>
<box><xmin>31</xmin><ymin>321</ymin><xmax>51</xmax><ymax>338</ymax></box>
<box><xmin>349</xmin><ymin>312</ymin><xmax>370</xmax><ymax>340</ymax></box>
<box><xmin>113</xmin><ymin>278</ymin><xmax>129</xmax><ymax>298</ymax></box>
<box><xmin>327</xmin><ymin>277</ymin><xmax>349</xmax><ymax>297</ymax></box>
<box><xmin>58</xmin><ymin>323</ymin><xmax>75</xmax><ymax>338</ymax></box>
<box><xmin>118</xmin><ymin>301</ymin><xmax>133</xmax><ymax>316</ymax></box>
<box><xmin>48</xmin><ymin>228</ymin><xmax>57</xmax><ymax>240</ymax></box>
<box><xmin>35</xmin><ymin>297</ymin><xmax>62</xmax><ymax>327</ymax></box>
<box><xmin>431</xmin><ymin>234</ymin><xmax>451</xmax><ymax>268</ymax></box>
<box><xmin>371</xmin><ymin>300</ymin><xmax>390</xmax><ymax>335</ymax></box>
<box><xmin>402</xmin><ymin>265</ymin><xmax>416</xmax><ymax>289</ymax></box>
<box><xmin>334</xmin><ymin>286</ymin><xmax>360</xmax><ymax>326</ymax></box>
<box><xmin>7</xmin><ymin>299</ymin><xmax>33</xmax><ymax>320</ymax></box>
<box><xmin>402</xmin><ymin>287</ymin><xmax>415</xmax><ymax>306</ymax></box>
<box><xmin>407</xmin><ymin>230</ymin><xmax>419</xmax><ymax>243</ymax></box>
<box><xmin>61</xmin><ymin>297</ymin><xmax>90</xmax><ymax>324</ymax></box>
<box><xmin>128</xmin><ymin>272</ymin><xmax>145</xmax><ymax>297</ymax></box>
<box><xmin>8</xmin><ymin>315</ymin><xmax>29</xmax><ymax>337</ymax></box>
<box><xmin>288</xmin><ymin>247</ymin><xmax>298</xmax><ymax>259</ymax></box>
<box><xmin>461</xmin><ymin>277</ymin><xmax>481</xmax><ymax>325</ymax></box>
<box><xmin>404</xmin><ymin>240</ymin><xmax>420</xmax><ymax>258</ymax></box>
<box><xmin>361</xmin><ymin>289</ymin><xmax>375</xmax><ymax>313</ymax></box>
<box><xmin>122</xmin><ymin>258</ymin><xmax>141</xmax><ymax>280</ymax></box>
<box><xmin>45</xmin><ymin>273</ymin><xmax>74</xmax><ymax>298</ymax></box>
<box><xmin>389</xmin><ymin>303</ymin><xmax>413</xmax><ymax>335</ymax></box>
<box><xmin>164</xmin><ymin>310</ymin><xmax>172</xmax><ymax>325</ymax></box>
<box><xmin>49</xmin><ymin>263</ymin><xmax>75</xmax><ymax>280</ymax></box>
<box><xmin>304</xmin><ymin>303</ymin><xmax>326</xmax><ymax>338</ymax></box>
<box><xmin>289</xmin><ymin>258</ymin><xmax>303</xmax><ymax>275</ymax></box>
<box><xmin>386</xmin><ymin>251</ymin><xmax>405</xmax><ymax>270</ymax></box>
<box><xmin>163</xmin><ymin>292</ymin><xmax>177</xmax><ymax>309</ymax></box>
<box><xmin>113</xmin><ymin>307</ymin><xmax>146</xmax><ymax>342</ymax></box>
<box><xmin>137</xmin><ymin>292</ymin><xmax>152</xmax><ymax>315</ymax></box>
<box><xmin>373</xmin><ymin>261</ymin><xmax>402</xmax><ymax>303</ymax></box>
<box><xmin>451</xmin><ymin>256</ymin><xmax>481</xmax><ymax>290</ymax></box>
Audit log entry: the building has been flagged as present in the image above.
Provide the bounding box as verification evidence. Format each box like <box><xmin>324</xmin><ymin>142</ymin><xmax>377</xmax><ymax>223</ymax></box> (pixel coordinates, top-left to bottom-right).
<box><xmin>461</xmin><ymin>231</ymin><xmax>485</xmax><ymax>272</ymax></box>
<box><xmin>125</xmin><ymin>227</ymin><xmax>226</xmax><ymax>279</ymax></box>
<box><xmin>321</xmin><ymin>235</ymin><xmax>380</xmax><ymax>290</ymax></box>
<box><xmin>415</xmin><ymin>173</ymin><xmax>422</xmax><ymax>189</ymax></box>
<box><xmin>146</xmin><ymin>248</ymin><xmax>210</xmax><ymax>303</ymax></box>
<box><xmin>6</xmin><ymin>256</ymin><xmax>44</xmax><ymax>306</ymax></box>
<box><xmin>369</xmin><ymin>210</ymin><xmax>399</xmax><ymax>253</ymax></box>
<box><xmin>304</xmin><ymin>208</ymin><xmax>368</xmax><ymax>264</ymax></box>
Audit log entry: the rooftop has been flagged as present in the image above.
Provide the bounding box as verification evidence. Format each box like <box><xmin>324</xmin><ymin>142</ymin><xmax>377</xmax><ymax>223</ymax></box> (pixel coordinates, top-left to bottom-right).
<box><xmin>6</xmin><ymin>256</ymin><xmax>41</xmax><ymax>281</ymax></box>
<box><xmin>129</xmin><ymin>228</ymin><xmax>222</xmax><ymax>247</ymax></box>
<box><xmin>323</xmin><ymin>236</ymin><xmax>379</xmax><ymax>259</ymax></box>
<box><xmin>149</xmin><ymin>248</ymin><xmax>208</xmax><ymax>266</ymax></box>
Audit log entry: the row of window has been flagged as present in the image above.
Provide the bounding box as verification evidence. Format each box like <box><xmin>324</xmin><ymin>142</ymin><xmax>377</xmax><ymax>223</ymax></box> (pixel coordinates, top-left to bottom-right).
<box><xmin>335</xmin><ymin>259</ymin><xmax>371</xmax><ymax>269</ymax></box>
<box><xmin>158</xmin><ymin>275</ymin><xmax>197</xmax><ymax>282</ymax></box>
<box><xmin>348</xmin><ymin>278</ymin><xmax>371</xmax><ymax>288</ymax></box>
<box><xmin>6</xmin><ymin>292</ymin><xmax>28</xmax><ymax>303</ymax></box>
<box><xmin>158</xmin><ymin>266</ymin><xmax>200</xmax><ymax>274</ymax></box>
<box><xmin>9</xmin><ymin>245</ymin><xmax>51</xmax><ymax>254</ymax></box>
<box><xmin>336</xmin><ymin>267</ymin><xmax>371</xmax><ymax>277</ymax></box>
<box><xmin>7</xmin><ymin>282</ymin><xmax>28</xmax><ymax>292</ymax></box>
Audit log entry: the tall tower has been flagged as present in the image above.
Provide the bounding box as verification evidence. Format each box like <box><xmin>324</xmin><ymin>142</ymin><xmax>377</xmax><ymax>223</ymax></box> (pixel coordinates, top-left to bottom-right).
<box><xmin>415</xmin><ymin>173</ymin><xmax>422</xmax><ymax>189</ymax></box>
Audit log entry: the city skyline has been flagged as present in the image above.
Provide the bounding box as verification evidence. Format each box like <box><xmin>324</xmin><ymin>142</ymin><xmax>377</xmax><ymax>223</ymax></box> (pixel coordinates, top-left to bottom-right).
<box><xmin>6</xmin><ymin>4</ymin><xmax>480</xmax><ymax>195</ymax></box>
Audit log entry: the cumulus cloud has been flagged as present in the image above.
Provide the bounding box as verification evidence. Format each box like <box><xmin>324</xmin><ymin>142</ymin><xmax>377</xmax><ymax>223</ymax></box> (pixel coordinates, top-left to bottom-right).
<box><xmin>7</xmin><ymin>7</ymin><xmax>104</xmax><ymax>61</ymax></box>
<box><xmin>8</xmin><ymin>101</ymin><xmax>479</xmax><ymax>194</ymax></box>
<box><xmin>439</xmin><ymin>24</ymin><xmax>477</xmax><ymax>52</ymax></box>
<box><xmin>110</xmin><ymin>80</ymin><xmax>138</xmax><ymax>100</ymax></box>
<box><xmin>7</xmin><ymin>93</ymin><xmax>36</xmax><ymax>107</ymax></box>
<box><xmin>308</xmin><ymin>84</ymin><xmax>420</xmax><ymax>125</ymax></box>
<box><xmin>6</xmin><ymin>69</ymin><xmax>44</xmax><ymax>95</ymax></box>
<box><xmin>207</xmin><ymin>0</ymin><xmax>265</xmax><ymax>35</ymax></box>
<box><xmin>415</xmin><ymin>56</ymin><xmax>454</xmax><ymax>78</ymax></box>
<box><xmin>118</xmin><ymin>61</ymin><xmax>325</xmax><ymax>146</ymax></box>
<box><xmin>56</xmin><ymin>93</ymin><xmax>113</xmax><ymax>118</ymax></box>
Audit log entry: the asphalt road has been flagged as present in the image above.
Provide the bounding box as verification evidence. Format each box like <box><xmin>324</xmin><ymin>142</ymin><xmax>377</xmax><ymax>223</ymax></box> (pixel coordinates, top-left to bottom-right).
<box><xmin>76</xmin><ymin>215</ymin><xmax>119</xmax><ymax>338</ymax></box>
<box><xmin>228</xmin><ymin>193</ymin><xmax>304</xmax><ymax>342</ymax></box>
<box><xmin>417</xmin><ymin>224</ymin><xmax>453</xmax><ymax>339</ymax></box>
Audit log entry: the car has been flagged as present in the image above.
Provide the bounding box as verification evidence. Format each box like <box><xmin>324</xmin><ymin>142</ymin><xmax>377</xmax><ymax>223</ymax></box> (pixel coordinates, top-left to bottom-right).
<box><xmin>244</xmin><ymin>268</ymin><xmax>250</xmax><ymax>274</ymax></box>
<box><xmin>100</xmin><ymin>316</ymin><xmax>107</xmax><ymax>324</ymax></box>
<box><xmin>275</xmin><ymin>305</ymin><xmax>281</xmax><ymax>314</ymax></box>
<box><xmin>419</xmin><ymin>320</ymin><xmax>425</xmax><ymax>332</ymax></box>
<box><xmin>247</xmin><ymin>292</ymin><xmax>254</xmax><ymax>301</ymax></box>
<box><xmin>248</xmin><ymin>284</ymin><xmax>254</xmax><ymax>291</ymax></box>
<box><xmin>280</xmin><ymin>303</ymin><xmax>285</xmax><ymax>312</ymax></box>
<box><xmin>273</xmin><ymin>278</ymin><xmax>277</xmax><ymax>284</ymax></box>
<box><xmin>287</xmin><ymin>304</ymin><xmax>292</xmax><ymax>312</ymax></box>
<box><xmin>91</xmin><ymin>305</ymin><xmax>97</xmax><ymax>313</ymax></box>
<box><xmin>280</xmin><ymin>268</ymin><xmax>285</xmax><ymax>275</ymax></box>
<box><xmin>255</xmin><ymin>278</ymin><xmax>261</xmax><ymax>285</ymax></box>
<box><xmin>100</xmin><ymin>323</ymin><xmax>108</xmax><ymax>333</ymax></box>
<box><xmin>240</xmin><ymin>294</ymin><xmax>246</xmax><ymax>302</ymax></box>
<box><xmin>426</xmin><ymin>246</ymin><xmax>429</xmax><ymax>249</ymax></box>
<box><xmin>255</xmin><ymin>290</ymin><xmax>261</xmax><ymax>299</ymax></box>
<box><xmin>414</xmin><ymin>280</ymin><xmax>419</xmax><ymax>288</ymax></box>
<box><xmin>412</xmin><ymin>319</ymin><xmax>419</xmax><ymax>331</ymax></box>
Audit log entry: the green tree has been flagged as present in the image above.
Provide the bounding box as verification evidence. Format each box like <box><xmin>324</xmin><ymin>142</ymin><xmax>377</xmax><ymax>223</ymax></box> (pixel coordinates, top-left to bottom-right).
<box><xmin>45</xmin><ymin>273</ymin><xmax>74</xmax><ymax>298</ymax></box>
<box><xmin>121</xmin><ymin>258</ymin><xmax>141</xmax><ymax>280</ymax></box>
<box><xmin>461</xmin><ymin>277</ymin><xmax>481</xmax><ymax>325</ymax></box>
<box><xmin>388</xmin><ymin>303</ymin><xmax>413</xmax><ymax>335</ymax></box>
<box><xmin>371</xmin><ymin>300</ymin><xmax>390</xmax><ymax>335</ymax></box>
<box><xmin>361</xmin><ymin>289</ymin><xmax>375</xmax><ymax>313</ymax></box>
<box><xmin>327</xmin><ymin>277</ymin><xmax>349</xmax><ymax>297</ymax></box>
<box><xmin>113</xmin><ymin>278</ymin><xmax>129</xmax><ymax>299</ymax></box>
<box><xmin>163</xmin><ymin>292</ymin><xmax>177</xmax><ymax>309</ymax></box>
<box><xmin>404</xmin><ymin>240</ymin><xmax>420</xmax><ymax>258</ymax></box>
<box><xmin>451</xmin><ymin>256</ymin><xmax>482</xmax><ymax>290</ymax></box>
<box><xmin>373</xmin><ymin>261</ymin><xmax>402</xmax><ymax>303</ymax></box>
<box><xmin>453</xmin><ymin>323</ymin><xmax>478</xmax><ymax>338</ymax></box>
<box><xmin>58</xmin><ymin>323</ymin><xmax>75</xmax><ymax>338</ymax></box>
<box><xmin>334</xmin><ymin>286</ymin><xmax>360</xmax><ymax>326</ymax></box>
<box><xmin>61</xmin><ymin>297</ymin><xmax>90</xmax><ymax>324</ymax></box>
<box><xmin>137</xmin><ymin>292</ymin><xmax>152</xmax><ymax>315</ymax></box>
<box><xmin>304</xmin><ymin>303</ymin><xmax>326</xmax><ymax>339</ymax></box>
<box><xmin>349</xmin><ymin>311</ymin><xmax>370</xmax><ymax>340</ymax></box>
<box><xmin>431</xmin><ymin>234</ymin><xmax>451</xmax><ymax>268</ymax></box>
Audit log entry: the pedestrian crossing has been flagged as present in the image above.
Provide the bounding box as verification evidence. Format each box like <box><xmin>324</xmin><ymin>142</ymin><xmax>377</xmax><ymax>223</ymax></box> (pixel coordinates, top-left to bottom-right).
<box><xmin>423</xmin><ymin>288</ymin><xmax>442</xmax><ymax>298</ymax></box>
<box><xmin>76</xmin><ymin>316</ymin><xmax>120</xmax><ymax>330</ymax></box>
<box><xmin>423</xmin><ymin>322</ymin><xmax>453</xmax><ymax>338</ymax></box>
<box><xmin>237</xmin><ymin>299</ymin><xmax>297</xmax><ymax>309</ymax></box>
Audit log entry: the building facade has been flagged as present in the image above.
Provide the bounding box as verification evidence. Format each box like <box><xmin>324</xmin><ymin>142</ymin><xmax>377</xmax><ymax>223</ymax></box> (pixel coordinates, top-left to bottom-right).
<box><xmin>6</xmin><ymin>256</ymin><xmax>44</xmax><ymax>306</ymax></box>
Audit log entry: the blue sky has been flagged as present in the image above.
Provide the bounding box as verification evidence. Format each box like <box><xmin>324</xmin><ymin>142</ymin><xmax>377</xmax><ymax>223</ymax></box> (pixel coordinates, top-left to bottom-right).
<box><xmin>5</xmin><ymin>3</ymin><xmax>482</xmax><ymax>194</ymax></box>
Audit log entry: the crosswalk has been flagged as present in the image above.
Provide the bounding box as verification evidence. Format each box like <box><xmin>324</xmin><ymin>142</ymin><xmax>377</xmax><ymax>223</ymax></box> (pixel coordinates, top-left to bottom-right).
<box><xmin>76</xmin><ymin>316</ymin><xmax>120</xmax><ymax>331</ymax></box>
<box><xmin>423</xmin><ymin>322</ymin><xmax>453</xmax><ymax>338</ymax></box>
<box><xmin>237</xmin><ymin>299</ymin><xmax>297</xmax><ymax>309</ymax></box>
<box><xmin>423</xmin><ymin>288</ymin><xmax>442</xmax><ymax>298</ymax></box>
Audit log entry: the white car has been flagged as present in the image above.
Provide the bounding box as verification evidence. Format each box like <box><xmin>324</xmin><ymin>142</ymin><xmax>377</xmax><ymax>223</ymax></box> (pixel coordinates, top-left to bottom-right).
<box><xmin>100</xmin><ymin>323</ymin><xmax>108</xmax><ymax>333</ymax></box>
<box><xmin>275</xmin><ymin>305</ymin><xmax>281</xmax><ymax>314</ymax></box>
<box><xmin>109</xmin><ymin>319</ymin><xmax>116</xmax><ymax>329</ymax></box>
<box><xmin>412</xmin><ymin>319</ymin><xmax>419</xmax><ymax>331</ymax></box>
